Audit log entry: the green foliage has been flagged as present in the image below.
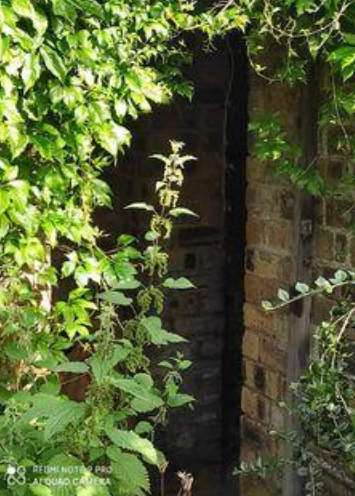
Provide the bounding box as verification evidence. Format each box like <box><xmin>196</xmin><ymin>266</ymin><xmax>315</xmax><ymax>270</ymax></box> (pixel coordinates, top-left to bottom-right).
<box><xmin>250</xmin><ymin>116</ymin><xmax>325</xmax><ymax>196</ymax></box>
<box><xmin>241</xmin><ymin>271</ymin><xmax>355</xmax><ymax>495</ymax></box>
<box><xmin>0</xmin><ymin>0</ymin><xmax>249</xmax><ymax>493</ymax></box>
<box><xmin>0</xmin><ymin>140</ymin><xmax>198</xmax><ymax>496</ymax></box>
<box><xmin>2</xmin><ymin>0</ymin><xmax>355</xmax><ymax>494</ymax></box>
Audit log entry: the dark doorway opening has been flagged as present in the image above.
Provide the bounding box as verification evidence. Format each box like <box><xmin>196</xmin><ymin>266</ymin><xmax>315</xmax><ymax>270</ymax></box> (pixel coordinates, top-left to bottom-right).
<box><xmin>99</xmin><ymin>34</ymin><xmax>249</xmax><ymax>496</ymax></box>
<box><xmin>222</xmin><ymin>33</ymin><xmax>248</xmax><ymax>496</ymax></box>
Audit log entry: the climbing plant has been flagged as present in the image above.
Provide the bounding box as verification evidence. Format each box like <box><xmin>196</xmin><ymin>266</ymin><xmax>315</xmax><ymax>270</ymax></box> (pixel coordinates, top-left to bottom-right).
<box><xmin>0</xmin><ymin>1</ymin><xmax>248</xmax><ymax>494</ymax></box>
<box><xmin>237</xmin><ymin>271</ymin><xmax>355</xmax><ymax>495</ymax></box>
<box><xmin>2</xmin><ymin>0</ymin><xmax>355</xmax><ymax>494</ymax></box>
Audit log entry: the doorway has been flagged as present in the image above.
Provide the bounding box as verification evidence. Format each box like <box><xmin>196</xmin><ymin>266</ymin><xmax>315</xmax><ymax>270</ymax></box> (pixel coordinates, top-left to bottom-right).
<box><xmin>100</xmin><ymin>34</ymin><xmax>249</xmax><ymax>496</ymax></box>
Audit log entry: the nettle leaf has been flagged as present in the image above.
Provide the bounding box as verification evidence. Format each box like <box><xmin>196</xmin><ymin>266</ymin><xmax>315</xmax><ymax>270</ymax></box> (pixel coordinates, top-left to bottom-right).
<box><xmin>32</xmin><ymin>454</ymin><xmax>85</xmax><ymax>496</ymax></box>
<box><xmin>163</xmin><ymin>277</ymin><xmax>195</xmax><ymax>290</ymax></box>
<box><xmin>98</xmin><ymin>290</ymin><xmax>132</xmax><ymax>306</ymax></box>
<box><xmin>89</xmin><ymin>344</ymin><xmax>132</xmax><ymax>383</ymax></box>
<box><xmin>114</xmin><ymin>377</ymin><xmax>164</xmax><ymax>412</ymax></box>
<box><xmin>40</xmin><ymin>46</ymin><xmax>67</xmax><ymax>82</ymax></box>
<box><xmin>169</xmin><ymin>207</ymin><xmax>198</xmax><ymax>218</ymax></box>
<box><xmin>113</xmin><ymin>278</ymin><xmax>142</xmax><ymax>290</ymax></box>
<box><xmin>29</xmin><ymin>483</ymin><xmax>52</xmax><ymax>496</ymax></box>
<box><xmin>135</xmin><ymin>421</ymin><xmax>153</xmax><ymax>435</ymax></box>
<box><xmin>140</xmin><ymin>316</ymin><xmax>187</xmax><ymax>345</ymax></box>
<box><xmin>23</xmin><ymin>395</ymin><xmax>86</xmax><ymax>440</ymax></box>
<box><xmin>117</xmin><ymin>234</ymin><xmax>136</xmax><ymax>246</ymax></box>
<box><xmin>165</xmin><ymin>377</ymin><xmax>193</xmax><ymax>408</ymax></box>
<box><xmin>54</xmin><ymin>361</ymin><xmax>89</xmax><ymax>374</ymax></box>
<box><xmin>105</xmin><ymin>428</ymin><xmax>160</xmax><ymax>465</ymax></box>
<box><xmin>168</xmin><ymin>392</ymin><xmax>194</xmax><ymax>408</ymax></box>
<box><xmin>125</xmin><ymin>202</ymin><xmax>155</xmax><ymax>212</ymax></box>
<box><xmin>109</xmin><ymin>452</ymin><xmax>150</xmax><ymax>495</ymax></box>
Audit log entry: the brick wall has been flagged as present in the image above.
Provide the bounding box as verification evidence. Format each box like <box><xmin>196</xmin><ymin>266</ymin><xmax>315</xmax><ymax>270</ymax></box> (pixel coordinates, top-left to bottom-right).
<box><xmin>98</xmin><ymin>38</ymin><xmax>355</xmax><ymax>496</ymax></box>
<box><xmin>241</xmin><ymin>64</ymin><xmax>355</xmax><ymax>496</ymax></box>
<box><xmin>240</xmin><ymin>74</ymin><xmax>301</xmax><ymax>496</ymax></box>
<box><xmin>100</xmin><ymin>39</ymin><xmax>236</xmax><ymax>496</ymax></box>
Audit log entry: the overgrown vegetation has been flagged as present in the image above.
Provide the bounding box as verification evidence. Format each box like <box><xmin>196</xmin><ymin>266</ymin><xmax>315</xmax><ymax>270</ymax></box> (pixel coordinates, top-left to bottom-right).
<box><xmin>0</xmin><ymin>139</ymin><xmax>200</xmax><ymax>496</ymax></box>
<box><xmin>0</xmin><ymin>1</ymin><xmax>245</xmax><ymax>494</ymax></box>
<box><xmin>2</xmin><ymin>0</ymin><xmax>355</xmax><ymax>494</ymax></box>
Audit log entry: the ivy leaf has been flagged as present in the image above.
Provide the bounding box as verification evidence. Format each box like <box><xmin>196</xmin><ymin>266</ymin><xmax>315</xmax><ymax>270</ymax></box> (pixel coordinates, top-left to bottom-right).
<box><xmin>295</xmin><ymin>282</ymin><xmax>310</xmax><ymax>294</ymax></box>
<box><xmin>8</xmin><ymin>125</ymin><xmax>28</xmax><ymax>157</ymax></box>
<box><xmin>277</xmin><ymin>289</ymin><xmax>290</xmax><ymax>302</ymax></box>
<box><xmin>0</xmin><ymin>189</ymin><xmax>9</xmax><ymax>214</ymax></box>
<box><xmin>163</xmin><ymin>277</ymin><xmax>195</xmax><ymax>290</ymax></box>
<box><xmin>333</xmin><ymin>270</ymin><xmax>348</xmax><ymax>283</ymax></box>
<box><xmin>40</xmin><ymin>46</ymin><xmax>67</xmax><ymax>82</ymax></box>
<box><xmin>66</xmin><ymin>0</ymin><xmax>104</xmax><ymax>18</ymax></box>
<box><xmin>50</xmin><ymin>0</ymin><xmax>77</xmax><ymax>21</ymax></box>
<box><xmin>315</xmin><ymin>276</ymin><xmax>333</xmax><ymax>293</ymax></box>
<box><xmin>12</xmin><ymin>0</ymin><xmax>32</xmax><ymax>17</ymax></box>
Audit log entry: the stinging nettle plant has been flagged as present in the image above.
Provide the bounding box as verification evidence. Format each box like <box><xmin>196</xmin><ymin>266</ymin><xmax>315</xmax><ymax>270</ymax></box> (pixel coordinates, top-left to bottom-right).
<box><xmin>0</xmin><ymin>140</ymin><xmax>198</xmax><ymax>496</ymax></box>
